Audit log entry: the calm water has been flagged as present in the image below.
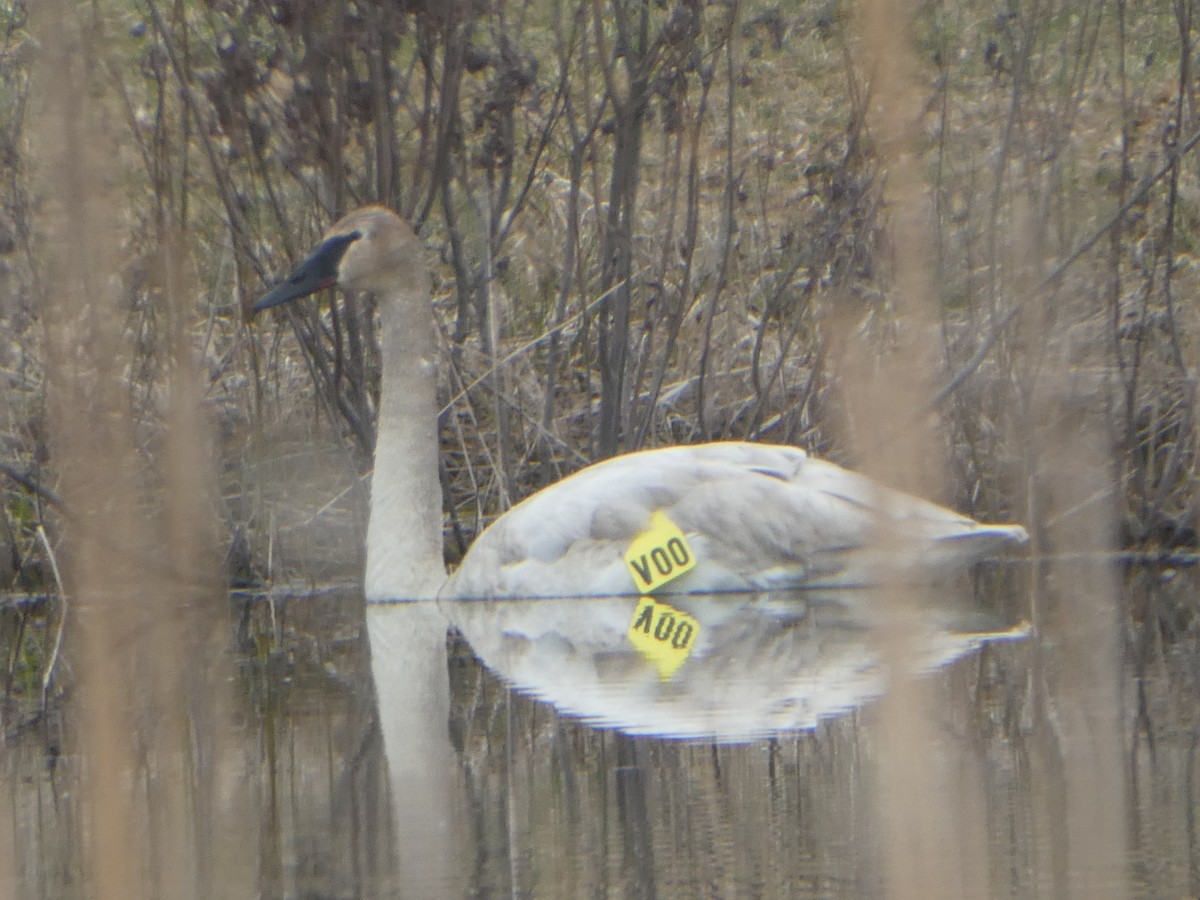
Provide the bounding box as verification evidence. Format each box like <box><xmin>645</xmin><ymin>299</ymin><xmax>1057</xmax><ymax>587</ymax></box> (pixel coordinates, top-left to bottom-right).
<box><xmin>2</xmin><ymin>563</ymin><xmax>1197</xmax><ymax>898</ymax></box>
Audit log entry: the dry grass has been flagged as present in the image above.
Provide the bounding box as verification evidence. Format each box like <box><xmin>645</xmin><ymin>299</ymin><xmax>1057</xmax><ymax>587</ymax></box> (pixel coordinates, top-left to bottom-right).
<box><xmin>0</xmin><ymin>0</ymin><xmax>1196</xmax><ymax>893</ymax></box>
<box><xmin>0</xmin><ymin>0</ymin><xmax>1192</xmax><ymax>595</ymax></box>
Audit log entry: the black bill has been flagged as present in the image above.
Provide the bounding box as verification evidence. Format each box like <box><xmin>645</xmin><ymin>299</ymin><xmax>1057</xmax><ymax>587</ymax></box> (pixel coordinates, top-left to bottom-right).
<box><xmin>253</xmin><ymin>230</ymin><xmax>361</xmax><ymax>312</ymax></box>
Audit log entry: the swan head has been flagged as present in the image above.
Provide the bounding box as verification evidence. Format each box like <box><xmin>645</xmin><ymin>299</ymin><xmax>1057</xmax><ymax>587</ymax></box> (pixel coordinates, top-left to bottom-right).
<box><xmin>253</xmin><ymin>206</ymin><xmax>426</xmax><ymax>311</ymax></box>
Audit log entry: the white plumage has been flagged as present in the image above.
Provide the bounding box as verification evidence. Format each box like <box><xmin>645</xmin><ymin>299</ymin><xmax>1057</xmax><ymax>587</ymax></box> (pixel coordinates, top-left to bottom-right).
<box><xmin>444</xmin><ymin>442</ymin><xmax>1027</xmax><ymax>599</ymax></box>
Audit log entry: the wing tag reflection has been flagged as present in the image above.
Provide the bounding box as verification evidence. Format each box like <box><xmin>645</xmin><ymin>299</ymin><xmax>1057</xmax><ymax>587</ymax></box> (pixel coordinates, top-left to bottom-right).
<box><xmin>445</xmin><ymin>577</ymin><xmax>1032</xmax><ymax>742</ymax></box>
<box><xmin>627</xmin><ymin>597</ymin><xmax>701</xmax><ymax>679</ymax></box>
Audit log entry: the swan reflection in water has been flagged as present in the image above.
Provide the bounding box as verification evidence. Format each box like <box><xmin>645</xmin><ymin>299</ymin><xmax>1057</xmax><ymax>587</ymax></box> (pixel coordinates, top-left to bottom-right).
<box><xmin>365</xmin><ymin>577</ymin><xmax>1030</xmax><ymax>889</ymax></box>
<box><xmin>440</xmin><ymin>583</ymin><xmax>1029</xmax><ymax>742</ymax></box>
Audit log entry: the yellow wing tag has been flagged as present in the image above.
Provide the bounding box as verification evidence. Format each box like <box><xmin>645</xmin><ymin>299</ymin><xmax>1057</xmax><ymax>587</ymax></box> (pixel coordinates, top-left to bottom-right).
<box><xmin>627</xmin><ymin>596</ymin><xmax>701</xmax><ymax>680</ymax></box>
<box><xmin>624</xmin><ymin>510</ymin><xmax>697</xmax><ymax>593</ymax></box>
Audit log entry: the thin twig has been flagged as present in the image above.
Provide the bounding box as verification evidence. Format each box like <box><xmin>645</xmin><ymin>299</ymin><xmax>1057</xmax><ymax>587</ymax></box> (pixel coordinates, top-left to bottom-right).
<box><xmin>438</xmin><ymin>281</ymin><xmax>624</xmax><ymax>416</ymax></box>
<box><xmin>36</xmin><ymin>525</ymin><xmax>67</xmax><ymax>711</ymax></box>
<box><xmin>0</xmin><ymin>462</ymin><xmax>63</xmax><ymax>508</ymax></box>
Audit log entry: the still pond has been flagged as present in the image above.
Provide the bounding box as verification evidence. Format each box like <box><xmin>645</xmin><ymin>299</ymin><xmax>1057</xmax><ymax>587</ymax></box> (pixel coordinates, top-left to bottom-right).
<box><xmin>2</xmin><ymin>561</ymin><xmax>1197</xmax><ymax>898</ymax></box>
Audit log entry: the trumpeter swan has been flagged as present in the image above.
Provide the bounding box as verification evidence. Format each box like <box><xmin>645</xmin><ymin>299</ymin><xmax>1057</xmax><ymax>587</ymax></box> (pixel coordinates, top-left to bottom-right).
<box><xmin>254</xmin><ymin>206</ymin><xmax>1027</xmax><ymax>603</ymax></box>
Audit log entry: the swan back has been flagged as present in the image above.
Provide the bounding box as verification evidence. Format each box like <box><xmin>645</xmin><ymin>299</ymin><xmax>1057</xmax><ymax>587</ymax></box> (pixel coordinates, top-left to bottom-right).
<box><xmin>442</xmin><ymin>442</ymin><xmax>1027</xmax><ymax>600</ymax></box>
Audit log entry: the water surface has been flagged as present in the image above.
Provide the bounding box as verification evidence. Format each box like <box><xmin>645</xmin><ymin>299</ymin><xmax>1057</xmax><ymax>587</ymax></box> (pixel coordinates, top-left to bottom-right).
<box><xmin>2</xmin><ymin>564</ymin><xmax>1196</xmax><ymax>898</ymax></box>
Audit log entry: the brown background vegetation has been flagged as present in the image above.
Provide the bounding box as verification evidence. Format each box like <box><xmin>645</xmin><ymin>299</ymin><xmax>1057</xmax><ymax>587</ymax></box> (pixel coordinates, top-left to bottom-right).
<box><xmin>1</xmin><ymin>2</ymin><xmax>1197</xmax><ymax>897</ymax></box>
<box><xmin>0</xmin><ymin>0</ymin><xmax>1197</xmax><ymax>700</ymax></box>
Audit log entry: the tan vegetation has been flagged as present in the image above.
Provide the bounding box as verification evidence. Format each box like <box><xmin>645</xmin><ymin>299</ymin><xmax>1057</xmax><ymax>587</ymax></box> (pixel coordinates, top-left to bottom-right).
<box><xmin>0</xmin><ymin>0</ymin><xmax>1196</xmax><ymax>703</ymax></box>
<box><xmin>0</xmin><ymin>3</ymin><xmax>1196</xmax><ymax>897</ymax></box>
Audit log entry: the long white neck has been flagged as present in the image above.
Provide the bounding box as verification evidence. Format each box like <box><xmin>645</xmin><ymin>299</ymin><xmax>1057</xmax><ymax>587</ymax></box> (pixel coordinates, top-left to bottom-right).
<box><xmin>364</xmin><ymin>281</ymin><xmax>446</xmax><ymax>601</ymax></box>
